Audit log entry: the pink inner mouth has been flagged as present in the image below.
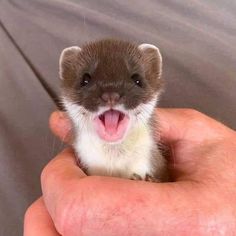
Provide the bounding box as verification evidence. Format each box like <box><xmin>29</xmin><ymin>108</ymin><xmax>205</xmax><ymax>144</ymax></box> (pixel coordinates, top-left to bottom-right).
<box><xmin>94</xmin><ymin>110</ymin><xmax>129</xmax><ymax>142</ymax></box>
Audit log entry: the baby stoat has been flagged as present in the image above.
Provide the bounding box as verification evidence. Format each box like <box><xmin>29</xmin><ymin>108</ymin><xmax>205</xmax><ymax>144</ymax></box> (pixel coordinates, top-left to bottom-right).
<box><xmin>59</xmin><ymin>39</ymin><xmax>168</xmax><ymax>182</ymax></box>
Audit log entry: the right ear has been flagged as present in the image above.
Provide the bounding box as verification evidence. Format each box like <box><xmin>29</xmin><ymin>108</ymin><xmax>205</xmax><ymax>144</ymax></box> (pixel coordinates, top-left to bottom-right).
<box><xmin>59</xmin><ymin>46</ymin><xmax>81</xmax><ymax>80</ymax></box>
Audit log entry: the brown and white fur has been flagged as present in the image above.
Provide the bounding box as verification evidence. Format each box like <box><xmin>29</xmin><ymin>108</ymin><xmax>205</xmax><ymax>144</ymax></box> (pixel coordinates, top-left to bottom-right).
<box><xmin>59</xmin><ymin>39</ymin><xmax>168</xmax><ymax>182</ymax></box>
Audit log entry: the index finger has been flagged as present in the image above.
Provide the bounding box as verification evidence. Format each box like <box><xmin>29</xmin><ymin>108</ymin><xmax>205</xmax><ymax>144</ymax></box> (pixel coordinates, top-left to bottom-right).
<box><xmin>40</xmin><ymin>150</ymin><xmax>204</xmax><ymax>236</ymax></box>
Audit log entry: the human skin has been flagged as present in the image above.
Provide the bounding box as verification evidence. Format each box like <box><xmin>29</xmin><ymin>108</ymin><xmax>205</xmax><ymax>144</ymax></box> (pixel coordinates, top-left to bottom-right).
<box><xmin>24</xmin><ymin>109</ymin><xmax>236</xmax><ymax>236</ymax></box>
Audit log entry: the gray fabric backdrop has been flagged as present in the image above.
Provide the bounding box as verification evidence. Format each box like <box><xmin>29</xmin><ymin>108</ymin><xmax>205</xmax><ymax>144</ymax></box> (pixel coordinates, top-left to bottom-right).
<box><xmin>0</xmin><ymin>0</ymin><xmax>236</xmax><ymax>235</ymax></box>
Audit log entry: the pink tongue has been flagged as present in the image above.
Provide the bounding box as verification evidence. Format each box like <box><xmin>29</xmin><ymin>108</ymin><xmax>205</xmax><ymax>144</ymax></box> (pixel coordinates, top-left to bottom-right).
<box><xmin>94</xmin><ymin>110</ymin><xmax>129</xmax><ymax>142</ymax></box>
<box><xmin>104</xmin><ymin>110</ymin><xmax>120</xmax><ymax>135</ymax></box>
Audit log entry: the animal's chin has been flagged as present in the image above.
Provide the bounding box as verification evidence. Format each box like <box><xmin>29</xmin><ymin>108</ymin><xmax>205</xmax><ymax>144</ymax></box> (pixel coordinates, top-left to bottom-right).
<box><xmin>93</xmin><ymin>109</ymin><xmax>130</xmax><ymax>143</ymax></box>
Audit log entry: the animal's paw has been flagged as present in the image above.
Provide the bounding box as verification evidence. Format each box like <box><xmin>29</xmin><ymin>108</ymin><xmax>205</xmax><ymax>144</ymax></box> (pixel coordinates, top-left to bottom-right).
<box><xmin>145</xmin><ymin>174</ymin><xmax>161</xmax><ymax>183</ymax></box>
<box><xmin>130</xmin><ymin>173</ymin><xmax>142</xmax><ymax>180</ymax></box>
<box><xmin>130</xmin><ymin>173</ymin><xmax>160</xmax><ymax>182</ymax></box>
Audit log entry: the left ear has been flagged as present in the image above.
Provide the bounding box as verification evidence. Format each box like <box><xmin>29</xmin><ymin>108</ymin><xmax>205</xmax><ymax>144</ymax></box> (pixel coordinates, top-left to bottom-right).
<box><xmin>138</xmin><ymin>43</ymin><xmax>162</xmax><ymax>78</ymax></box>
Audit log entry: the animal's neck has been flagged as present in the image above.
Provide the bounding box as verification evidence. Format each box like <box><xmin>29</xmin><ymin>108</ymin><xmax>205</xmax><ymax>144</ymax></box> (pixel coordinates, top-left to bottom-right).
<box><xmin>78</xmin><ymin>122</ymin><xmax>152</xmax><ymax>156</ymax></box>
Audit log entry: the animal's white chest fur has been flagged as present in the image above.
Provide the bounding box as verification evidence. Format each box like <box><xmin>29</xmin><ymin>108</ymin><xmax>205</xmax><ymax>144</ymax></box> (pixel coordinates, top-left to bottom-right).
<box><xmin>63</xmin><ymin>97</ymin><xmax>161</xmax><ymax>179</ymax></box>
<box><xmin>74</xmin><ymin>123</ymin><xmax>155</xmax><ymax>179</ymax></box>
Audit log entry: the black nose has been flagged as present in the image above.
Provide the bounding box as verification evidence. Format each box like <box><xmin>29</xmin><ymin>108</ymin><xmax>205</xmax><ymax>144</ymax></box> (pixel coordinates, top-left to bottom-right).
<box><xmin>101</xmin><ymin>92</ymin><xmax>120</xmax><ymax>106</ymax></box>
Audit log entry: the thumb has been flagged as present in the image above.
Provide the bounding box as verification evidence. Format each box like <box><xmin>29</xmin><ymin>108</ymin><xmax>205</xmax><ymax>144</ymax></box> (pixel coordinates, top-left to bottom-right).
<box><xmin>156</xmin><ymin>108</ymin><xmax>229</xmax><ymax>144</ymax></box>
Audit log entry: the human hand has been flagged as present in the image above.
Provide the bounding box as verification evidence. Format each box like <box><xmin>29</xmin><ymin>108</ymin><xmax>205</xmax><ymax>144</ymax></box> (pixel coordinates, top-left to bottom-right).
<box><xmin>24</xmin><ymin>109</ymin><xmax>236</xmax><ymax>236</ymax></box>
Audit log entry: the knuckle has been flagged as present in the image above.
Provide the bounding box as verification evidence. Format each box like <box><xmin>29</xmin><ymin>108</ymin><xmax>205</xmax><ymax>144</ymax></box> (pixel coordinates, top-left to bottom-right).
<box><xmin>54</xmin><ymin>197</ymin><xmax>75</xmax><ymax>234</ymax></box>
<box><xmin>183</xmin><ymin>109</ymin><xmax>207</xmax><ymax>125</ymax></box>
<box><xmin>24</xmin><ymin>201</ymin><xmax>37</xmax><ymax>224</ymax></box>
<box><xmin>55</xmin><ymin>176</ymin><xmax>99</xmax><ymax>235</ymax></box>
<box><xmin>182</xmin><ymin>109</ymin><xmax>225</xmax><ymax>139</ymax></box>
<box><xmin>183</xmin><ymin>108</ymin><xmax>202</xmax><ymax>118</ymax></box>
<box><xmin>40</xmin><ymin>163</ymin><xmax>50</xmax><ymax>187</ymax></box>
<box><xmin>55</xmin><ymin>179</ymin><xmax>90</xmax><ymax>235</ymax></box>
<box><xmin>40</xmin><ymin>157</ymin><xmax>59</xmax><ymax>187</ymax></box>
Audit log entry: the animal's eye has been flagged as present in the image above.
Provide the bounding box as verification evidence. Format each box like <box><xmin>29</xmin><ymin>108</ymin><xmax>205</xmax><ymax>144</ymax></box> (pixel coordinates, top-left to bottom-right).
<box><xmin>81</xmin><ymin>73</ymin><xmax>91</xmax><ymax>87</ymax></box>
<box><xmin>131</xmin><ymin>73</ymin><xmax>142</xmax><ymax>87</ymax></box>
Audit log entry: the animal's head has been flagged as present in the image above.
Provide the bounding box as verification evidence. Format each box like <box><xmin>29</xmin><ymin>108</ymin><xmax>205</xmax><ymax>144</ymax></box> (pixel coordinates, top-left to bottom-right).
<box><xmin>60</xmin><ymin>39</ymin><xmax>163</xmax><ymax>143</ymax></box>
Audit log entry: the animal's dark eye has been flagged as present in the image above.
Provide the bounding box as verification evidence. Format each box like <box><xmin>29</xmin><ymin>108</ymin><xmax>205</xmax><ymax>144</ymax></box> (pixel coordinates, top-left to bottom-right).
<box><xmin>81</xmin><ymin>73</ymin><xmax>91</xmax><ymax>87</ymax></box>
<box><xmin>131</xmin><ymin>73</ymin><xmax>142</xmax><ymax>87</ymax></box>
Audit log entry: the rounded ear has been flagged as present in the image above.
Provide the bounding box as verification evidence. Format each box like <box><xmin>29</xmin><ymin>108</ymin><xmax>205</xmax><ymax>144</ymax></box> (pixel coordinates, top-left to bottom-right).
<box><xmin>59</xmin><ymin>46</ymin><xmax>81</xmax><ymax>80</ymax></box>
<box><xmin>138</xmin><ymin>43</ymin><xmax>162</xmax><ymax>78</ymax></box>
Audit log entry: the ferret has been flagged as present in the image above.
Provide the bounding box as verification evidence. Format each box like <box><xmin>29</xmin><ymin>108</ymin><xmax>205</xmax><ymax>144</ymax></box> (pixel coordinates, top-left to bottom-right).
<box><xmin>59</xmin><ymin>39</ymin><xmax>168</xmax><ymax>182</ymax></box>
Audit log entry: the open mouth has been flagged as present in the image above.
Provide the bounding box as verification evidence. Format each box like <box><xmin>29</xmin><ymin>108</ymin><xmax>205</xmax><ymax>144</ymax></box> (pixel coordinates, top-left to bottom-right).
<box><xmin>94</xmin><ymin>109</ymin><xmax>130</xmax><ymax>142</ymax></box>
